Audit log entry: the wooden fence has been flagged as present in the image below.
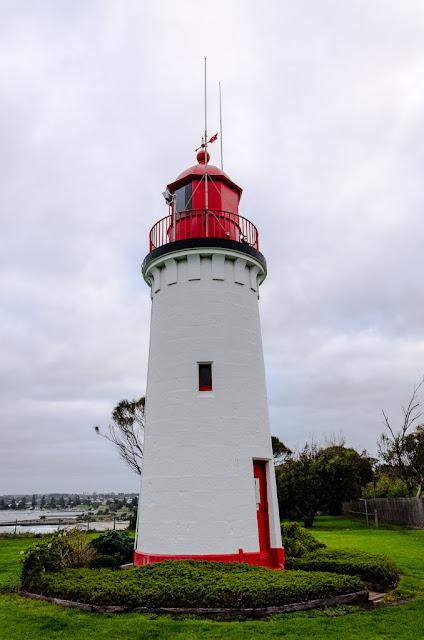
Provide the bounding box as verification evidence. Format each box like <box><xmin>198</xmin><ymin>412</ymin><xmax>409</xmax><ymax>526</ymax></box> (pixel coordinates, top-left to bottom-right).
<box><xmin>342</xmin><ymin>497</ymin><xmax>424</xmax><ymax>528</ymax></box>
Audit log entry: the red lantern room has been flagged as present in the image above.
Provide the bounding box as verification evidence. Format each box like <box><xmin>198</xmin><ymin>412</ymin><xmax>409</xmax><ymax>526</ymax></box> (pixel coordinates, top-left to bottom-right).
<box><xmin>149</xmin><ymin>150</ymin><xmax>259</xmax><ymax>252</ymax></box>
<box><xmin>169</xmin><ymin>148</ymin><xmax>242</xmax><ymax>214</ymax></box>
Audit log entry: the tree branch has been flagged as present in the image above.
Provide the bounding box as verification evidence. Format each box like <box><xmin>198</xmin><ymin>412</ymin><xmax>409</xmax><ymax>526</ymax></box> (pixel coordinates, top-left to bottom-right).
<box><xmin>94</xmin><ymin>397</ymin><xmax>145</xmax><ymax>475</ymax></box>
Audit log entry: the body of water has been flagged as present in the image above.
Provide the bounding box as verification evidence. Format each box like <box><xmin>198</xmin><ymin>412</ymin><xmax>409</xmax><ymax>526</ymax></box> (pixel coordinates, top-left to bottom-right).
<box><xmin>0</xmin><ymin>509</ymin><xmax>128</xmax><ymax>534</ymax></box>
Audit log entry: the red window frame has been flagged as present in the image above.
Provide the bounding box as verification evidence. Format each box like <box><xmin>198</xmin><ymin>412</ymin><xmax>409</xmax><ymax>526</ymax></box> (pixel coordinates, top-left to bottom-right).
<box><xmin>198</xmin><ymin>362</ymin><xmax>212</xmax><ymax>391</ymax></box>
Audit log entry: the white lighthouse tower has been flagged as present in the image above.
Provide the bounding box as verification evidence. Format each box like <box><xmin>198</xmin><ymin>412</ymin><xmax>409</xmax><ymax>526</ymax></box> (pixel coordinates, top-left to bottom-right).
<box><xmin>134</xmin><ymin>146</ymin><xmax>284</xmax><ymax>569</ymax></box>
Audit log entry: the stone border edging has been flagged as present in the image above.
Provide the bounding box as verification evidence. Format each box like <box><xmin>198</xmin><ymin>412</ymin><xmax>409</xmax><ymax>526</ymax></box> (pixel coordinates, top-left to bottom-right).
<box><xmin>19</xmin><ymin>589</ymin><xmax>369</xmax><ymax>618</ymax></box>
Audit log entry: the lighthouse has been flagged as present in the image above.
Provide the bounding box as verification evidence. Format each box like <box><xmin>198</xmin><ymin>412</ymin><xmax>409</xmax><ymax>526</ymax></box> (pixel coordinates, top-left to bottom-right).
<box><xmin>134</xmin><ymin>146</ymin><xmax>284</xmax><ymax>569</ymax></box>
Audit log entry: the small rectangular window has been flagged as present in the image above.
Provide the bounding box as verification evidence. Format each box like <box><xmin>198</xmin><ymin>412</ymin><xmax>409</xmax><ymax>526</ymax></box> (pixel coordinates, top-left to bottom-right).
<box><xmin>174</xmin><ymin>183</ymin><xmax>192</xmax><ymax>215</ymax></box>
<box><xmin>198</xmin><ymin>363</ymin><xmax>212</xmax><ymax>391</ymax></box>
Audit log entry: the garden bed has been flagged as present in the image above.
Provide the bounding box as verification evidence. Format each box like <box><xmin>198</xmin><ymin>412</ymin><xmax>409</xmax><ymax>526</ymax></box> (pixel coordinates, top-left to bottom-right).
<box><xmin>20</xmin><ymin>560</ymin><xmax>365</xmax><ymax>615</ymax></box>
<box><xmin>20</xmin><ymin>587</ymin><xmax>368</xmax><ymax>618</ymax></box>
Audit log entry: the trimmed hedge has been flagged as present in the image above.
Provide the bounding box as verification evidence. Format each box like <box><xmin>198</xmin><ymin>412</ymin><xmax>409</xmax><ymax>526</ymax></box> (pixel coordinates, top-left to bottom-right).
<box><xmin>280</xmin><ymin>522</ymin><xmax>326</xmax><ymax>557</ymax></box>
<box><xmin>22</xmin><ymin>560</ymin><xmax>363</xmax><ymax>609</ymax></box>
<box><xmin>286</xmin><ymin>549</ymin><xmax>399</xmax><ymax>590</ymax></box>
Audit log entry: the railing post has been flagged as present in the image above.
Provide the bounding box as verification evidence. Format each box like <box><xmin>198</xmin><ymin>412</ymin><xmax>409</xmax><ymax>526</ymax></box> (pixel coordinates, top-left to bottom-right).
<box><xmin>172</xmin><ymin>207</ymin><xmax>176</xmax><ymax>242</ymax></box>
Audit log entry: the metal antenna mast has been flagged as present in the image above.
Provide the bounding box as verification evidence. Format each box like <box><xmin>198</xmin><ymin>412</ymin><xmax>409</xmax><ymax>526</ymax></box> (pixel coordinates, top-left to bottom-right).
<box><xmin>204</xmin><ymin>57</ymin><xmax>209</xmax><ymax>236</ymax></box>
<box><xmin>219</xmin><ymin>81</ymin><xmax>223</xmax><ymax>170</ymax></box>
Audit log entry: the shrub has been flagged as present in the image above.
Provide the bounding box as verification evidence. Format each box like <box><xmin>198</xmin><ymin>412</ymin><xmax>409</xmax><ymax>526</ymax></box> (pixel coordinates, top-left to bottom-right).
<box><xmin>90</xmin><ymin>530</ymin><xmax>133</xmax><ymax>566</ymax></box>
<box><xmin>281</xmin><ymin>522</ymin><xmax>326</xmax><ymax>558</ymax></box>
<box><xmin>24</xmin><ymin>560</ymin><xmax>363</xmax><ymax>608</ymax></box>
<box><xmin>285</xmin><ymin>549</ymin><xmax>399</xmax><ymax>590</ymax></box>
<box><xmin>90</xmin><ymin>554</ymin><xmax>123</xmax><ymax>569</ymax></box>
<box><xmin>21</xmin><ymin>529</ymin><xmax>96</xmax><ymax>590</ymax></box>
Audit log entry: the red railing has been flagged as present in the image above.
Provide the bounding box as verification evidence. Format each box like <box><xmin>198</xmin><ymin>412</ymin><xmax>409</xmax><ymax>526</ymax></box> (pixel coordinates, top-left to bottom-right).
<box><xmin>149</xmin><ymin>209</ymin><xmax>259</xmax><ymax>252</ymax></box>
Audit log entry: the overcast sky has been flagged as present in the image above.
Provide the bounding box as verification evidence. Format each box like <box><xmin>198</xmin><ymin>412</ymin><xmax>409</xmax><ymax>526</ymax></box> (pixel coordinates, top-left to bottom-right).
<box><xmin>1</xmin><ymin>1</ymin><xmax>424</xmax><ymax>494</ymax></box>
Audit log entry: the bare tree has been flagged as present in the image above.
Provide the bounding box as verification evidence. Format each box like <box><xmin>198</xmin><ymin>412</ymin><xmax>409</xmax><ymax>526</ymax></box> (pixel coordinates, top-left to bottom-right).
<box><xmin>94</xmin><ymin>397</ymin><xmax>145</xmax><ymax>475</ymax></box>
<box><xmin>324</xmin><ymin>432</ymin><xmax>346</xmax><ymax>448</ymax></box>
<box><xmin>379</xmin><ymin>376</ymin><xmax>424</xmax><ymax>497</ymax></box>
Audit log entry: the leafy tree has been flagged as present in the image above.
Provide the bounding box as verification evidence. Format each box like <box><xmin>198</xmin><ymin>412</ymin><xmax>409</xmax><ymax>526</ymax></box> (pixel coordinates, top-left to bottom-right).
<box><xmin>321</xmin><ymin>445</ymin><xmax>374</xmax><ymax>515</ymax></box>
<box><xmin>58</xmin><ymin>495</ymin><xmax>66</xmax><ymax>509</ymax></box>
<box><xmin>128</xmin><ymin>509</ymin><xmax>138</xmax><ymax>531</ymax></box>
<box><xmin>0</xmin><ymin>498</ymin><xmax>6</xmax><ymax>510</ymax></box>
<box><xmin>127</xmin><ymin>496</ymin><xmax>139</xmax><ymax>530</ymax></box>
<box><xmin>271</xmin><ymin>436</ymin><xmax>292</xmax><ymax>466</ymax></box>
<box><xmin>276</xmin><ymin>444</ymin><xmax>373</xmax><ymax>527</ymax></box>
<box><xmin>17</xmin><ymin>498</ymin><xmax>26</xmax><ymax>510</ymax></box>
<box><xmin>362</xmin><ymin>474</ymin><xmax>408</xmax><ymax>499</ymax></box>
<box><xmin>31</xmin><ymin>494</ymin><xmax>37</xmax><ymax>509</ymax></box>
<box><xmin>40</xmin><ymin>495</ymin><xmax>46</xmax><ymax>509</ymax></box>
<box><xmin>10</xmin><ymin>498</ymin><xmax>17</xmax><ymax>509</ymax></box>
<box><xmin>277</xmin><ymin>444</ymin><xmax>321</xmax><ymax>527</ymax></box>
<box><xmin>94</xmin><ymin>397</ymin><xmax>145</xmax><ymax>475</ymax></box>
<box><xmin>70</xmin><ymin>494</ymin><xmax>81</xmax><ymax>508</ymax></box>
<box><xmin>48</xmin><ymin>496</ymin><xmax>57</xmax><ymax>510</ymax></box>
<box><xmin>379</xmin><ymin>376</ymin><xmax>424</xmax><ymax>496</ymax></box>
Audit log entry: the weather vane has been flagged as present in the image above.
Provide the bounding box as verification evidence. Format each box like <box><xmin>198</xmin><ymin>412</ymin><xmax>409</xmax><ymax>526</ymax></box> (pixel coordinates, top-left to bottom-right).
<box><xmin>195</xmin><ymin>133</ymin><xmax>218</xmax><ymax>153</ymax></box>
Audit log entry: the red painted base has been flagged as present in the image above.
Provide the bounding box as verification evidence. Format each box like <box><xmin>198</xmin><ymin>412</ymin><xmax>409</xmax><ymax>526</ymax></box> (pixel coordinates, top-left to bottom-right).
<box><xmin>134</xmin><ymin>547</ymin><xmax>285</xmax><ymax>570</ymax></box>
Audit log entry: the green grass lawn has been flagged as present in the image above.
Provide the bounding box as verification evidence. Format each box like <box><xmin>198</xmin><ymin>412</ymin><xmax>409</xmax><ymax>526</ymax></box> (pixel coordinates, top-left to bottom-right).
<box><xmin>0</xmin><ymin>518</ymin><xmax>423</xmax><ymax>640</ymax></box>
<box><xmin>311</xmin><ymin>516</ymin><xmax>424</xmax><ymax>597</ymax></box>
<box><xmin>0</xmin><ymin>537</ymin><xmax>34</xmax><ymax>593</ymax></box>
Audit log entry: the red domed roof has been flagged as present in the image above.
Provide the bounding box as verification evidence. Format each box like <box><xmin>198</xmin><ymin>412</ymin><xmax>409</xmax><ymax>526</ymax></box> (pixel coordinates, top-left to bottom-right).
<box><xmin>174</xmin><ymin>162</ymin><xmax>233</xmax><ymax>182</ymax></box>
<box><xmin>167</xmin><ymin>153</ymin><xmax>242</xmax><ymax>195</ymax></box>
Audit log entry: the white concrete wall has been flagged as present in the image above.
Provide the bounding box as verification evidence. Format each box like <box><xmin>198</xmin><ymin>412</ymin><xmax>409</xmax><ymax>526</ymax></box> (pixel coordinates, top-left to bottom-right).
<box><xmin>136</xmin><ymin>247</ymin><xmax>282</xmax><ymax>555</ymax></box>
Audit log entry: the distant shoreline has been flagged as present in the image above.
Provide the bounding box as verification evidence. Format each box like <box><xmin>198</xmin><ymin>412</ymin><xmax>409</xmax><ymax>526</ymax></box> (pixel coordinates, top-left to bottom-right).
<box><xmin>0</xmin><ymin>509</ymin><xmax>129</xmax><ymax>534</ymax></box>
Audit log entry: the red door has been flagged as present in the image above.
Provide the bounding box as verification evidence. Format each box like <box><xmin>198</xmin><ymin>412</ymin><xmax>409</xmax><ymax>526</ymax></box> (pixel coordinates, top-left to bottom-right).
<box><xmin>253</xmin><ymin>461</ymin><xmax>271</xmax><ymax>556</ymax></box>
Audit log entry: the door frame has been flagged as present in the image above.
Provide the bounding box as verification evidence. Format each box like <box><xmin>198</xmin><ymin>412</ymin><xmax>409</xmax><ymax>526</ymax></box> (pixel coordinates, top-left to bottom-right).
<box><xmin>253</xmin><ymin>459</ymin><xmax>271</xmax><ymax>555</ymax></box>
